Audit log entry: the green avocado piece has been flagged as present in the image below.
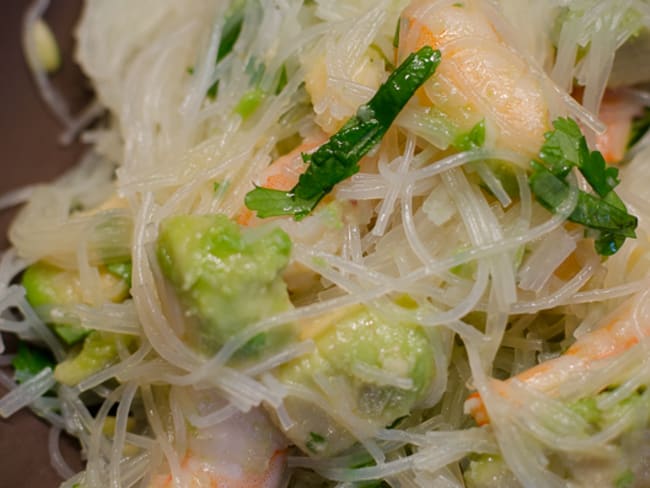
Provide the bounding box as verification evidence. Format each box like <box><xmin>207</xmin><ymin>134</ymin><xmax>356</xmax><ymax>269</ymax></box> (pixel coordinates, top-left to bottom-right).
<box><xmin>277</xmin><ymin>307</ymin><xmax>434</xmax><ymax>456</ymax></box>
<box><xmin>54</xmin><ymin>331</ymin><xmax>133</xmax><ymax>386</ymax></box>
<box><xmin>156</xmin><ymin>214</ymin><xmax>293</xmax><ymax>355</ymax></box>
<box><xmin>22</xmin><ymin>262</ymin><xmax>88</xmax><ymax>345</ymax></box>
<box><xmin>23</xmin><ymin>262</ymin><xmax>80</xmax><ymax>308</ymax></box>
<box><xmin>464</xmin><ymin>454</ymin><xmax>519</xmax><ymax>488</ymax></box>
<box><xmin>105</xmin><ymin>261</ymin><xmax>132</xmax><ymax>288</ymax></box>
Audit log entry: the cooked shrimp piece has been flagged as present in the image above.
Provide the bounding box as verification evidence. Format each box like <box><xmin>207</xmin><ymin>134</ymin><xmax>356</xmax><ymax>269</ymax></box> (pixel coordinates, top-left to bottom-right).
<box><xmin>465</xmin><ymin>291</ymin><xmax>650</xmax><ymax>425</ymax></box>
<box><xmin>399</xmin><ymin>0</ymin><xmax>549</xmax><ymax>156</ymax></box>
<box><xmin>594</xmin><ymin>90</ymin><xmax>644</xmax><ymax>163</ymax></box>
<box><xmin>149</xmin><ymin>407</ymin><xmax>288</xmax><ymax>488</ymax></box>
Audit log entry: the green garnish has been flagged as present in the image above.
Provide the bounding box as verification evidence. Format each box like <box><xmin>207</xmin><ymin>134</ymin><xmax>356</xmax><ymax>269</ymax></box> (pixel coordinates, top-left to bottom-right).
<box><xmin>369</xmin><ymin>44</ymin><xmax>395</xmax><ymax>72</ymax></box>
<box><xmin>615</xmin><ymin>469</ymin><xmax>635</xmax><ymax>488</ymax></box>
<box><xmin>453</xmin><ymin>119</ymin><xmax>485</xmax><ymax>151</ymax></box>
<box><xmin>207</xmin><ymin>0</ymin><xmax>246</xmax><ymax>98</ymax></box>
<box><xmin>53</xmin><ymin>325</ymin><xmax>90</xmax><ymax>345</ymax></box>
<box><xmin>275</xmin><ymin>64</ymin><xmax>288</xmax><ymax>94</ymax></box>
<box><xmin>628</xmin><ymin>106</ymin><xmax>650</xmax><ymax>148</ymax></box>
<box><xmin>530</xmin><ymin>117</ymin><xmax>637</xmax><ymax>256</ymax></box>
<box><xmin>12</xmin><ymin>341</ymin><xmax>55</xmax><ymax>384</ymax></box>
<box><xmin>245</xmin><ymin>46</ymin><xmax>441</xmax><ymax>220</ymax></box>
<box><xmin>105</xmin><ymin>261</ymin><xmax>132</xmax><ymax>288</ymax></box>
<box><xmin>347</xmin><ymin>459</ymin><xmax>390</xmax><ymax>488</ymax></box>
<box><xmin>306</xmin><ymin>431</ymin><xmax>326</xmax><ymax>453</ymax></box>
<box><xmin>539</xmin><ymin>117</ymin><xmax>619</xmax><ymax>196</ymax></box>
<box><xmin>234</xmin><ymin>87</ymin><xmax>266</xmax><ymax>119</ymax></box>
<box><xmin>392</xmin><ymin>18</ymin><xmax>401</xmax><ymax>49</ymax></box>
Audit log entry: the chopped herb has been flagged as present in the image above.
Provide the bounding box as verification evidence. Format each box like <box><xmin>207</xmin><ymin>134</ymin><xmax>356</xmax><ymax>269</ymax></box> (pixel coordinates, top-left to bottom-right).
<box><xmin>628</xmin><ymin>106</ymin><xmax>650</xmax><ymax>148</ymax></box>
<box><xmin>53</xmin><ymin>325</ymin><xmax>90</xmax><ymax>345</ymax></box>
<box><xmin>530</xmin><ymin>162</ymin><xmax>637</xmax><ymax>255</ymax></box>
<box><xmin>453</xmin><ymin>119</ymin><xmax>485</xmax><ymax>151</ymax></box>
<box><xmin>217</xmin><ymin>0</ymin><xmax>245</xmax><ymax>62</ymax></box>
<box><xmin>275</xmin><ymin>133</ymin><xmax>303</xmax><ymax>157</ymax></box>
<box><xmin>245</xmin><ymin>46</ymin><xmax>442</xmax><ymax>220</ymax></box>
<box><xmin>105</xmin><ymin>261</ymin><xmax>132</xmax><ymax>288</ymax></box>
<box><xmin>234</xmin><ymin>87</ymin><xmax>266</xmax><ymax>119</ymax></box>
<box><xmin>207</xmin><ymin>83</ymin><xmax>219</xmax><ymax>100</ymax></box>
<box><xmin>568</xmin><ymin>396</ymin><xmax>601</xmax><ymax>425</ymax></box>
<box><xmin>245</xmin><ymin>57</ymin><xmax>266</xmax><ymax>86</ymax></box>
<box><xmin>347</xmin><ymin>459</ymin><xmax>390</xmax><ymax>487</ymax></box>
<box><xmin>207</xmin><ymin>0</ymin><xmax>246</xmax><ymax>98</ymax></box>
<box><xmin>480</xmin><ymin>160</ymin><xmax>519</xmax><ymax>200</ymax></box>
<box><xmin>186</xmin><ymin>66</ymin><xmax>194</xmax><ymax>75</ymax></box>
<box><xmin>213</xmin><ymin>181</ymin><xmax>230</xmax><ymax>198</ymax></box>
<box><xmin>393</xmin><ymin>18</ymin><xmax>401</xmax><ymax>48</ymax></box>
<box><xmin>538</xmin><ymin>117</ymin><xmax>584</xmax><ymax>177</ymax></box>
<box><xmin>453</xmin><ymin>2</ymin><xmax>465</xmax><ymax>7</ymax></box>
<box><xmin>386</xmin><ymin>415</ymin><xmax>408</xmax><ymax>429</ymax></box>
<box><xmin>306</xmin><ymin>431</ymin><xmax>326</xmax><ymax>453</ymax></box>
<box><xmin>369</xmin><ymin>44</ymin><xmax>395</xmax><ymax>72</ymax></box>
<box><xmin>615</xmin><ymin>469</ymin><xmax>635</xmax><ymax>488</ymax></box>
<box><xmin>539</xmin><ymin>117</ymin><xmax>620</xmax><ymax>196</ymax></box>
<box><xmin>356</xmin><ymin>481</ymin><xmax>390</xmax><ymax>488</ymax></box>
<box><xmin>275</xmin><ymin>64</ymin><xmax>288</xmax><ymax>94</ymax></box>
<box><xmin>579</xmin><ymin>144</ymin><xmax>620</xmax><ymax>198</ymax></box>
<box><xmin>530</xmin><ymin>117</ymin><xmax>637</xmax><ymax>256</ymax></box>
<box><xmin>12</xmin><ymin>341</ymin><xmax>55</xmax><ymax>384</ymax></box>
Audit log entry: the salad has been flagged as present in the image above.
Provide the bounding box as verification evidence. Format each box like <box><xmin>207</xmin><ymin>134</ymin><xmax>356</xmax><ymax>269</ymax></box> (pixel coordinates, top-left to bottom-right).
<box><xmin>3</xmin><ymin>0</ymin><xmax>650</xmax><ymax>487</ymax></box>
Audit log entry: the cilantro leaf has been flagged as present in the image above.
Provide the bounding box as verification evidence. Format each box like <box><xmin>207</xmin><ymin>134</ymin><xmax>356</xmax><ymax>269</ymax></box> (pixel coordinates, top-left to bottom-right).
<box><xmin>530</xmin><ymin>163</ymin><xmax>637</xmax><ymax>235</ymax></box>
<box><xmin>392</xmin><ymin>18</ymin><xmax>400</xmax><ymax>49</ymax></box>
<box><xmin>530</xmin><ymin>162</ymin><xmax>637</xmax><ymax>255</ymax></box>
<box><xmin>628</xmin><ymin>106</ymin><xmax>650</xmax><ymax>148</ymax></box>
<box><xmin>579</xmin><ymin>146</ymin><xmax>620</xmax><ymax>198</ymax></box>
<box><xmin>244</xmin><ymin>187</ymin><xmax>317</xmax><ymax>219</ymax></box>
<box><xmin>531</xmin><ymin>117</ymin><xmax>637</xmax><ymax>256</ymax></box>
<box><xmin>306</xmin><ymin>431</ymin><xmax>327</xmax><ymax>453</ymax></box>
<box><xmin>274</xmin><ymin>64</ymin><xmax>288</xmax><ymax>95</ymax></box>
<box><xmin>615</xmin><ymin>469</ymin><xmax>635</xmax><ymax>488</ymax></box>
<box><xmin>595</xmin><ymin>231</ymin><xmax>626</xmax><ymax>257</ymax></box>
<box><xmin>539</xmin><ymin>117</ymin><xmax>583</xmax><ymax>177</ymax></box>
<box><xmin>245</xmin><ymin>46</ymin><xmax>442</xmax><ymax>219</ymax></box>
<box><xmin>539</xmin><ymin>117</ymin><xmax>620</xmax><ymax>196</ymax></box>
<box><xmin>453</xmin><ymin>119</ymin><xmax>485</xmax><ymax>151</ymax></box>
<box><xmin>207</xmin><ymin>0</ymin><xmax>246</xmax><ymax>98</ymax></box>
<box><xmin>11</xmin><ymin>341</ymin><xmax>55</xmax><ymax>384</ymax></box>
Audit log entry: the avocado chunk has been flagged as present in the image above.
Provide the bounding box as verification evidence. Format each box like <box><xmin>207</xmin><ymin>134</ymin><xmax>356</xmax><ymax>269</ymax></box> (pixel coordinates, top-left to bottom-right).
<box><xmin>22</xmin><ymin>261</ymin><xmax>129</xmax><ymax>344</ymax></box>
<box><xmin>54</xmin><ymin>331</ymin><xmax>133</xmax><ymax>386</ymax></box>
<box><xmin>23</xmin><ymin>262</ymin><xmax>88</xmax><ymax>344</ymax></box>
<box><xmin>276</xmin><ymin>306</ymin><xmax>435</xmax><ymax>456</ymax></box>
<box><xmin>156</xmin><ymin>214</ymin><xmax>293</xmax><ymax>355</ymax></box>
<box><xmin>464</xmin><ymin>454</ymin><xmax>519</xmax><ymax>488</ymax></box>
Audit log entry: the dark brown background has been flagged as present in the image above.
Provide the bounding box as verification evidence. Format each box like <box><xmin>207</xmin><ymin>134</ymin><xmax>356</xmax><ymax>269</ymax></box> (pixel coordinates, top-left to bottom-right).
<box><xmin>1</xmin><ymin>1</ymin><xmax>87</xmax><ymax>486</ymax></box>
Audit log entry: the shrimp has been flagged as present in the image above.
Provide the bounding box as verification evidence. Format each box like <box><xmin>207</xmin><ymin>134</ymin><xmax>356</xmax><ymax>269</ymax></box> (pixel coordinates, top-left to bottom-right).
<box><xmin>399</xmin><ymin>0</ymin><xmax>549</xmax><ymax>156</ymax></box>
<box><xmin>594</xmin><ymin>90</ymin><xmax>644</xmax><ymax>163</ymax></box>
<box><xmin>149</xmin><ymin>407</ymin><xmax>288</xmax><ymax>488</ymax></box>
<box><xmin>464</xmin><ymin>291</ymin><xmax>650</xmax><ymax>425</ymax></box>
